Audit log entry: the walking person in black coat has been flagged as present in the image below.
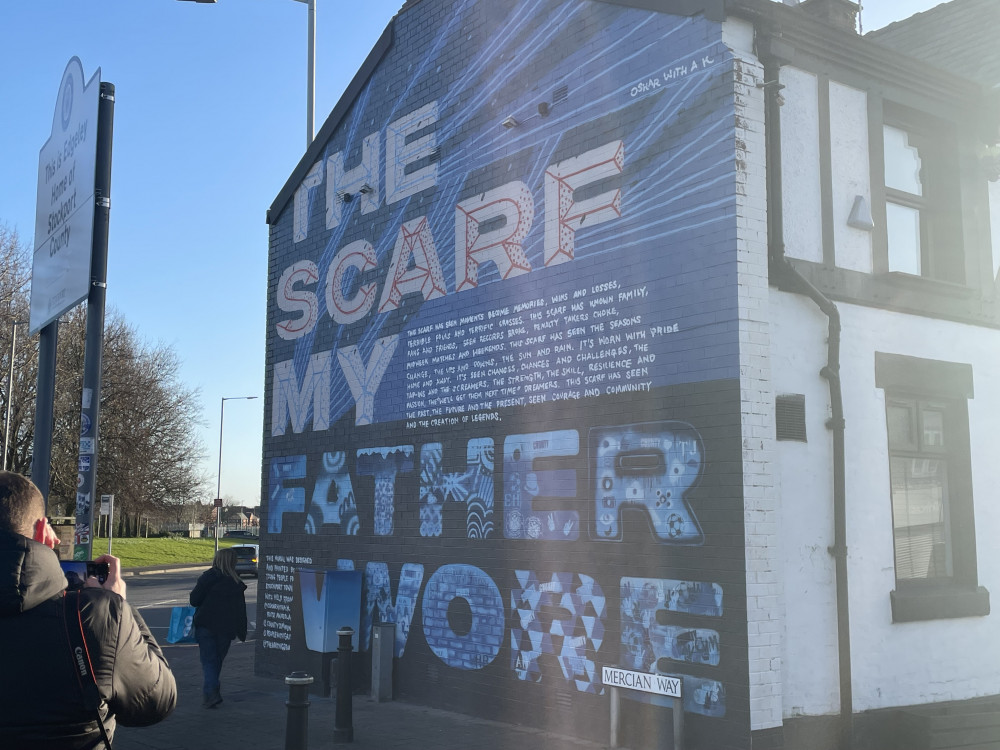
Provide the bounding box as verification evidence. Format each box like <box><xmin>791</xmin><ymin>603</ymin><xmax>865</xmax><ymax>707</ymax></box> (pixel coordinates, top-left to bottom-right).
<box><xmin>190</xmin><ymin>548</ymin><xmax>247</xmax><ymax>708</ymax></box>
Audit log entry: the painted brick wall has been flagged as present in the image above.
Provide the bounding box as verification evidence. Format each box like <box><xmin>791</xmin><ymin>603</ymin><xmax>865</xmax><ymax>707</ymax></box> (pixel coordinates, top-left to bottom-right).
<box><xmin>724</xmin><ymin>17</ymin><xmax>785</xmax><ymax>736</ymax></box>
<box><xmin>259</xmin><ymin>1</ymin><xmax>752</xmax><ymax>747</ymax></box>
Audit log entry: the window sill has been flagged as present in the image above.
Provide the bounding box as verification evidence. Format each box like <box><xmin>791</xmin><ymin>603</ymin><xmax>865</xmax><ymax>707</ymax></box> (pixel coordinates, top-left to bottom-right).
<box><xmin>877</xmin><ymin>272</ymin><xmax>976</xmax><ymax>299</ymax></box>
<box><xmin>891</xmin><ymin>585</ymin><xmax>990</xmax><ymax>623</ymax></box>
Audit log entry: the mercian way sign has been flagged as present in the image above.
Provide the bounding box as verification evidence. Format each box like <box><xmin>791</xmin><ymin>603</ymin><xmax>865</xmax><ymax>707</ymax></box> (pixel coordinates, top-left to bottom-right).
<box><xmin>602</xmin><ymin>666</ymin><xmax>682</xmax><ymax>699</ymax></box>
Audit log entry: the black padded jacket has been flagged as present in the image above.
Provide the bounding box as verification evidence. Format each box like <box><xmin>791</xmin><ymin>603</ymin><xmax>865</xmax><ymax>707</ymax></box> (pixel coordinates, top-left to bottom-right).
<box><xmin>189</xmin><ymin>567</ymin><xmax>248</xmax><ymax>642</ymax></box>
<box><xmin>0</xmin><ymin>531</ymin><xmax>177</xmax><ymax>749</ymax></box>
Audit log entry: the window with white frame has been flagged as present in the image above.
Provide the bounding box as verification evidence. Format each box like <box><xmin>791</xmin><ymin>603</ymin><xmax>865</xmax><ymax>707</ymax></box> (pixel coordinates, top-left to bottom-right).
<box><xmin>881</xmin><ymin>111</ymin><xmax>964</xmax><ymax>283</ymax></box>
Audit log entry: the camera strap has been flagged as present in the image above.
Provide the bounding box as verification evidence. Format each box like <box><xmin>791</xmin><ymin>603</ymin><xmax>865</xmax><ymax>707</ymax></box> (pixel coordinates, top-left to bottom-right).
<box><xmin>63</xmin><ymin>590</ymin><xmax>114</xmax><ymax>750</ymax></box>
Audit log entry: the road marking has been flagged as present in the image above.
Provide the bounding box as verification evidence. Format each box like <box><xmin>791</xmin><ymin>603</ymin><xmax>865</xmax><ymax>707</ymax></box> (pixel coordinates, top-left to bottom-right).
<box><xmin>134</xmin><ymin>599</ymin><xmax>185</xmax><ymax>610</ymax></box>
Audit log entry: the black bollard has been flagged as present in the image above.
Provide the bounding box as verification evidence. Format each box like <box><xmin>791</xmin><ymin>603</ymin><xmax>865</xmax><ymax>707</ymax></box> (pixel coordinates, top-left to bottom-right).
<box><xmin>285</xmin><ymin>672</ymin><xmax>314</xmax><ymax>750</ymax></box>
<box><xmin>333</xmin><ymin>628</ymin><xmax>354</xmax><ymax>743</ymax></box>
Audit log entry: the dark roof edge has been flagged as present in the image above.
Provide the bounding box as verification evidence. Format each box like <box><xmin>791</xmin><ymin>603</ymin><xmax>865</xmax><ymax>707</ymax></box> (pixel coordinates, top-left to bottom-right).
<box><xmin>592</xmin><ymin>0</ymin><xmax>726</xmax><ymax>22</ymax></box>
<box><xmin>728</xmin><ymin>0</ymin><xmax>982</xmax><ymax>106</ymax></box>
<box><xmin>267</xmin><ymin>21</ymin><xmax>395</xmax><ymax>225</ymax></box>
<box><xmin>268</xmin><ymin>0</ymin><xmax>985</xmax><ymax>226</ymax></box>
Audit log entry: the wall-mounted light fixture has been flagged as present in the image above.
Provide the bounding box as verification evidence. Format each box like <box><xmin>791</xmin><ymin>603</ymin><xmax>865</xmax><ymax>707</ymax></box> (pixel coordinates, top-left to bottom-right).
<box><xmin>501</xmin><ymin>115</ymin><xmax>518</xmax><ymax>129</ymax></box>
<box><xmin>337</xmin><ymin>190</ymin><xmax>352</xmax><ymax>202</ymax></box>
<box><xmin>847</xmin><ymin>194</ymin><xmax>875</xmax><ymax>231</ymax></box>
<box><xmin>358</xmin><ymin>183</ymin><xmax>374</xmax><ymax>195</ymax></box>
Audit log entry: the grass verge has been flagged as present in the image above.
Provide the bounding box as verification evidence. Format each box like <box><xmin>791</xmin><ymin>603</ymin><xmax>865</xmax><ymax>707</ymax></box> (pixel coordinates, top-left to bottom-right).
<box><xmin>92</xmin><ymin>537</ymin><xmax>243</xmax><ymax>568</ymax></box>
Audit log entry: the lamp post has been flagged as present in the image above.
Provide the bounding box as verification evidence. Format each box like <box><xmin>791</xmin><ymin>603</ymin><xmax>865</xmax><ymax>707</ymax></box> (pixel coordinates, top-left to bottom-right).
<box><xmin>3</xmin><ymin>320</ymin><xmax>28</xmax><ymax>472</ymax></box>
<box><xmin>216</xmin><ymin>395</ymin><xmax>257</xmax><ymax>552</ymax></box>
<box><xmin>177</xmin><ymin>0</ymin><xmax>316</xmax><ymax>147</ymax></box>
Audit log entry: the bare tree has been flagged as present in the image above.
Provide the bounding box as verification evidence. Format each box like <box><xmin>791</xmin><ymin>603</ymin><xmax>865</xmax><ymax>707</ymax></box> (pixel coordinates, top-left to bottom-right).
<box><xmin>49</xmin><ymin>310</ymin><xmax>210</xmax><ymax>529</ymax></box>
<box><xmin>0</xmin><ymin>225</ymin><xmax>36</xmax><ymax>475</ymax></box>
<box><xmin>0</xmin><ymin>221</ymin><xmax>210</xmax><ymax>528</ymax></box>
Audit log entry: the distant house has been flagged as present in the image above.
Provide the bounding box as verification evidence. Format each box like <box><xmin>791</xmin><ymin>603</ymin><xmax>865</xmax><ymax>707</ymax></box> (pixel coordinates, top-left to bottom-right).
<box><xmin>223</xmin><ymin>506</ymin><xmax>260</xmax><ymax>528</ymax></box>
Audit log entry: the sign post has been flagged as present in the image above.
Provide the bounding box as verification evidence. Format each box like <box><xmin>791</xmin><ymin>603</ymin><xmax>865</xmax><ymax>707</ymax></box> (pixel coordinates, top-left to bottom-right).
<box><xmin>73</xmin><ymin>77</ymin><xmax>114</xmax><ymax>561</ymax></box>
<box><xmin>30</xmin><ymin>57</ymin><xmax>102</xmax><ymax>508</ymax></box>
<box><xmin>214</xmin><ymin>497</ymin><xmax>223</xmax><ymax>552</ymax></box>
<box><xmin>29</xmin><ymin>57</ymin><xmax>115</xmax><ymax>559</ymax></box>
<box><xmin>100</xmin><ymin>494</ymin><xmax>114</xmax><ymax>554</ymax></box>
<box><xmin>601</xmin><ymin>666</ymin><xmax>684</xmax><ymax>749</ymax></box>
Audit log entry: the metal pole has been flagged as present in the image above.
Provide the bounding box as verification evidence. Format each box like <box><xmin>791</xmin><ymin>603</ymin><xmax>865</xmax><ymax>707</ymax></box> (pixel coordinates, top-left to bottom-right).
<box><xmin>216</xmin><ymin>395</ymin><xmax>256</xmax><ymax>552</ymax></box>
<box><xmin>216</xmin><ymin>396</ymin><xmax>225</xmax><ymax>553</ymax></box>
<box><xmin>609</xmin><ymin>686</ymin><xmax>619</xmax><ymax>748</ymax></box>
<box><xmin>107</xmin><ymin>494</ymin><xmax>114</xmax><ymax>555</ymax></box>
<box><xmin>32</xmin><ymin>320</ymin><xmax>57</xmax><ymax>508</ymax></box>
<box><xmin>334</xmin><ymin>627</ymin><xmax>354</xmax><ymax>743</ymax></box>
<box><xmin>3</xmin><ymin>321</ymin><xmax>18</xmax><ymax>471</ymax></box>
<box><xmin>284</xmin><ymin>671</ymin><xmax>314</xmax><ymax>750</ymax></box>
<box><xmin>673</xmin><ymin>695</ymin><xmax>685</xmax><ymax>750</ymax></box>
<box><xmin>74</xmin><ymin>80</ymin><xmax>115</xmax><ymax>562</ymax></box>
<box><xmin>306</xmin><ymin>0</ymin><xmax>315</xmax><ymax>147</ymax></box>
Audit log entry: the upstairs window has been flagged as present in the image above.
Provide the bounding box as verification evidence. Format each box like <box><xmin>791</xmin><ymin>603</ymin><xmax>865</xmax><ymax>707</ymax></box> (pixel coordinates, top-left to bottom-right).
<box><xmin>881</xmin><ymin>112</ymin><xmax>964</xmax><ymax>283</ymax></box>
<box><xmin>883</xmin><ymin>125</ymin><xmax>925</xmax><ymax>276</ymax></box>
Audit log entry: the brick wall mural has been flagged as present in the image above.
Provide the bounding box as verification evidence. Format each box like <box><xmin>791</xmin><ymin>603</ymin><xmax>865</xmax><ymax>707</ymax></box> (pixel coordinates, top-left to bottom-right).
<box><xmin>260</xmin><ymin>0</ymin><xmax>748</xmax><ymax>746</ymax></box>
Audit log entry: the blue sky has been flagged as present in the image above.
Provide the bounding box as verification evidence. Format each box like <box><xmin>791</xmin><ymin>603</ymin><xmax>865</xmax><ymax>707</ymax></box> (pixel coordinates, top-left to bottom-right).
<box><xmin>0</xmin><ymin>0</ymin><xmax>946</xmax><ymax>508</ymax></box>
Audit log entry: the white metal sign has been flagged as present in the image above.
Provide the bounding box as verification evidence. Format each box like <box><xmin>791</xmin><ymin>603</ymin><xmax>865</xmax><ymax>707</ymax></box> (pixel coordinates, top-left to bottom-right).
<box><xmin>30</xmin><ymin>57</ymin><xmax>101</xmax><ymax>334</ymax></box>
<box><xmin>601</xmin><ymin>666</ymin><xmax>682</xmax><ymax>698</ymax></box>
<box><xmin>99</xmin><ymin>494</ymin><xmax>112</xmax><ymax>516</ymax></box>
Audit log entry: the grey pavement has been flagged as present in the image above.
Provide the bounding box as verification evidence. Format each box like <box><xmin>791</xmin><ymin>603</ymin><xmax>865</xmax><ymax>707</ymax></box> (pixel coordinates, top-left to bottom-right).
<box><xmin>114</xmin><ymin>637</ymin><xmax>611</xmax><ymax>750</ymax></box>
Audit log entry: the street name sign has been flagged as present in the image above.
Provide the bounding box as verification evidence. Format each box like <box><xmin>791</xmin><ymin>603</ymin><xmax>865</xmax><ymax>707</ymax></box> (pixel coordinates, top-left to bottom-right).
<box><xmin>601</xmin><ymin>666</ymin><xmax>682</xmax><ymax>698</ymax></box>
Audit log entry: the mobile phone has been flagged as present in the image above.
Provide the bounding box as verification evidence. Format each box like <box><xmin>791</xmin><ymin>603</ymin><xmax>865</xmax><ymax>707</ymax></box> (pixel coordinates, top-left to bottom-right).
<box><xmin>59</xmin><ymin>560</ymin><xmax>110</xmax><ymax>590</ymax></box>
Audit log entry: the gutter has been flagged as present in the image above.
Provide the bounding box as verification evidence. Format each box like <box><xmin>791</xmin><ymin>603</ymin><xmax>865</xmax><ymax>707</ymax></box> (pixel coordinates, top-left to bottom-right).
<box><xmin>756</xmin><ymin>32</ymin><xmax>854</xmax><ymax>750</ymax></box>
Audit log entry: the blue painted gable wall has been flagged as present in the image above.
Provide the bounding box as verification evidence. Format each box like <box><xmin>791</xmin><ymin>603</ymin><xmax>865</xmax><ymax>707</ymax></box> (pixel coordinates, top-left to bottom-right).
<box><xmin>261</xmin><ymin>1</ymin><xmax>749</xmax><ymax>747</ymax></box>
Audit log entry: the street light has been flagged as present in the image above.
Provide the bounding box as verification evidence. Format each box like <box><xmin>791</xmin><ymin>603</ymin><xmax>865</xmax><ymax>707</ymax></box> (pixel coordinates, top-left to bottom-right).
<box><xmin>177</xmin><ymin>0</ymin><xmax>317</xmax><ymax>147</ymax></box>
<box><xmin>3</xmin><ymin>320</ymin><xmax>28</xmax><ymax>472</ymax></box>
<box><xmin>216</xmin><ymin>395</ymin><xmax>258</xmax><ymax>552</ymax></box>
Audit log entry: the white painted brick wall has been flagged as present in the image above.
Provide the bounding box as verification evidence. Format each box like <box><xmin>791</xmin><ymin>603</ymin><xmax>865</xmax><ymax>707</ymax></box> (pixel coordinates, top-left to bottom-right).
<box><xmin>726</xmin><ymin>17</ymin><xmax>785</xmax><ymax>733</ymax></box>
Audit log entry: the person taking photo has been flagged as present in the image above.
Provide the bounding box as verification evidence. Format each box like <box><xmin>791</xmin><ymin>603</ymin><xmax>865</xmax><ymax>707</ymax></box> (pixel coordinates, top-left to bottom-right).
<box><xmin>0</xmin><ymin>472</ymin><xmax>177</xmax><ymax>748</ymax></box>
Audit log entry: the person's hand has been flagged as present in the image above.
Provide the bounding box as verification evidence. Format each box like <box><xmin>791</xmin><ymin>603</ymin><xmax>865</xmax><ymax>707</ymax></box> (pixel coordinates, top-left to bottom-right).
<box><xmin>86</xmin><ymin>553</ymin><xmax>127</xmax><ymax>599</ymax></box>
<box><xmin>32</xmin><ymin>518</ymin><xmax>60</xmax><ymax>550</ymax></box>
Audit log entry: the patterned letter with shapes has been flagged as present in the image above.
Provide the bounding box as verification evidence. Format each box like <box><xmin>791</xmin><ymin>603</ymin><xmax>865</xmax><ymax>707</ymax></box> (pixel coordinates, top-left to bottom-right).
<box><xmin>419</xmin><ymin>439</ymin><xmax>494</xmax><ymax>539</ymax></box>
<box><xmin>293</xmin><ymin>160</ymin><xmax>323</xmax><ymax>243</ymax></box>
<box><xmin>378</xmin><ymin>216</ymin><xmax>446</xmax><ymax>313</ymax></box>
<box><xmin>590</xmin><ymin>421</ymin><xmax>704</xmax><ymax>544</ymax></box>
<box><xmin>620</xmin><ymin>577</ymin><xmax>725</xmax><ymax>717</ymax></box>
<box><xmin>361</xmin><ymin>562</ymin><xmax>424</xmax><ymax>656</ymax></box>
<box><xmin>386</xmin><ymin>101</ymin><xmax>438</xmax><ymax>204</ymax></box>
<box><xmin>503</xmin><ymin>430</ymin><xmax>579</xmax><ymax>541</ymax></box>
<box><xmin>511</xmin><ymin>571</ymin><xmax>606</xmax><ymax>694</ymax></box>
<box><xmin>267</xmin><ymin>455</ymin><xmax>306</xmax><ymax>534</ymax></box>
<box><xmin>271</xmin><ymin>352</ymin><xmax>331</xmax><ymax>436</ymax></box>
<box><xmin>276</xmin><ymin>260</ymin><xmax>319</xmax><ymax>340</ymax></box>
<box><xmin>422</xmin><ymin>564</ymin><xmax>503</xmax><ymax>670</ymax></box>
<box><xmin>305</xmin><ymin>451</ymin><xmax>358</xmax><ymax>535</ymax></box>
<box><xmin>544</xmin><ymin>141</ymin><xmax>624</xmax><ymax>266</ymax></box>
<box><xmin>326</xmin><ymin>240</ymin><xmax>378</xmax><ymax>325</ymax></box>
<box><xmin>455</xmin><ymin>181</ymin><xmax>534</xmax><ymax>292</ymax></box>
<box><xmin>356</xmin><ymin>445</ymin><xmax>414</xmax><ymax>536</ymax></box>
<box><xmin>326</xmin><ymin>133</ymin><xmax>380</xmax><ymax>229</ymax></box>
<box><xmin>337</xmin><ymin>336</ymin><xmax>399</xmax><ymax>426</ymax></box>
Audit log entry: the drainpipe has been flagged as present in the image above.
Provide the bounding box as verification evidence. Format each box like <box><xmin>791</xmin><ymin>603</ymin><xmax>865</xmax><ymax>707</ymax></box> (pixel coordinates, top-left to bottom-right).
<box><xmin>758</xmin><ymin>39</ymin><xmax>854</xmax><ymax>750</ymax></box>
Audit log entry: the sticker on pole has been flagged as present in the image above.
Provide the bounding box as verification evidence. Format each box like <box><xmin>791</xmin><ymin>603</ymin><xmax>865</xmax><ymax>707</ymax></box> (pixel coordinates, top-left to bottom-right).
<box><xmin>601</xmin><ymin>666</ymin><xmax>682</xmax><ymax>698</ymax></box>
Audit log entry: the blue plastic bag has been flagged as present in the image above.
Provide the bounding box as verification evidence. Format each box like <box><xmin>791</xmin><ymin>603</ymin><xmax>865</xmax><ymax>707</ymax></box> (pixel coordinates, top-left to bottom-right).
<box><xmin>166</xmin><ymin>605</ymin><xmax>196</xmax><ymax>644</ymax></box>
